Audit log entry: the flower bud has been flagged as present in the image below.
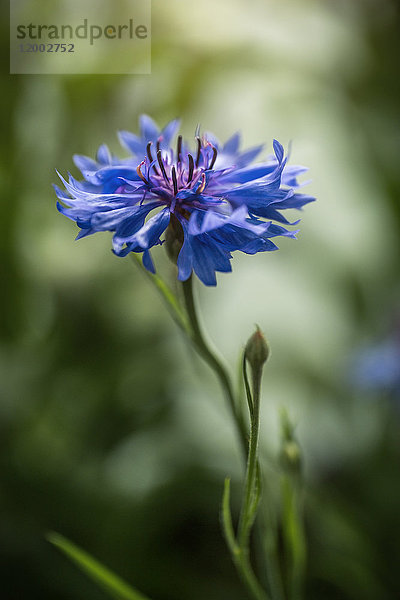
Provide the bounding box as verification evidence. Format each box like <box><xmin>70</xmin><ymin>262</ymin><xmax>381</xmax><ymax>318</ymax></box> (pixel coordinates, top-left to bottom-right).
<box><xmin>279</xmin><ymin>440</ymin><xmax>302</xmax><ymax>475</ymax></box>
<box><xmin>245</xmin><ymin>326</ymin><xmax>270</xmax><ymax>372</ymax></box>
<box><xmin>279</xmin><ymin>408</ymin><xmax>302</xmax><ymax>476</ymax></box>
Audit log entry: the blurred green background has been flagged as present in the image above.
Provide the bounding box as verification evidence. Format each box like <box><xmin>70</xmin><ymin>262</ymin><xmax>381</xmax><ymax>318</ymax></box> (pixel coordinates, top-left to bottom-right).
<box><xmin>2</xmin><ymin>0</ymin><xmax>400</xmax><ymax>599</ymax></box>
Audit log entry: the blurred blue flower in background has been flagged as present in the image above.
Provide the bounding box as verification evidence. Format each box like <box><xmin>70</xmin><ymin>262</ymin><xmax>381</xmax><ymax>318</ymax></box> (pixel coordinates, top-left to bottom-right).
<box><xmin>55</xmin><ymin>115</ymin><xmax>314</xmax><ymax>285</ymax></box>
<box><xmin>351</xmin><ymin>325</ymin><xmax>400</xmax><ymax>400</ymax></box>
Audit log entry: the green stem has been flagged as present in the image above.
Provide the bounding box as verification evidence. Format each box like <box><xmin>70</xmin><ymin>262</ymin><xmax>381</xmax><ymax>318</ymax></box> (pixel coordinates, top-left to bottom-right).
<box><xmin>133</xmin><ymin>261</ymin><xmax>282</xmax><ymax>599</ymax></box>
<box><xmin>238</xmin><ymin>361</ymin><xmax>262</xmax><ymax>549</ymax></box>
<box><xmin>131</xmin><ymin>255</ymin><xmax>190</xmax><ymax>335</ymax></box>
<box><xmin>236</xmin><ymin>551</ymin><xmax>270</xmax><ymax>600</ymax></box>
<box><xmin>239</xmin><ymin>352</ymin><xmax>285</xmax><ymax>600</ymax></box>
<box><xmin>181</xmin><ymin>276</ymin><xmax>248</xmax><ymax>455</ymax></box>
<box><xmin>261</xmin><ymin>489</ymin><xmax>286</xmax><ymax>600</ymax></box>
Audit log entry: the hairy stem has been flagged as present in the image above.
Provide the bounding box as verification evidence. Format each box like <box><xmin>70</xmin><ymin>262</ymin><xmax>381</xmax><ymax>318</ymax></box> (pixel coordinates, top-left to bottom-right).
<box><xmin>181</xmin><ymin>276</ymin><xmax>248</xmax><ymax>456</ymax></box>
<box><xmin>238</xmin><ymin>362</ymin><xmax>262</xmax><ymax>548</ymax></box>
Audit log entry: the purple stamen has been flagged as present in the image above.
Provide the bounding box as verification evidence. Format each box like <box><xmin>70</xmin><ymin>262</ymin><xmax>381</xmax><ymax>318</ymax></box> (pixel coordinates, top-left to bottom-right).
<box><xmin>196</xmin><ymin>173</ymin><xmax>206</xmax><ymax>194</ymax></box>
<box><xmin>171</xmin><ymin>166</ymin><xmax>178</xmax><ymax>196</ymax></box>
<box><xmin>136</xmin><ymin>161</ymin><xmax>148</xmax><ymax>184</ymax></box>
<box><xmin>157</xmin><ymin>150</ymin><xmax>169</xmax><ymax>183</ymax></box>
<box><xmin>209</xmin><ymin>146</ymin><xmax>218</xmax><ymax>170</ymax></box>
<box><xmin>187</xmin><ymin>154</ymin><xmax>194</xmax><ymax>184</ymax></box>
<box><xmin>195</xmin><ymin>136</ymin><xmax>202</xmax><ymax>167</ymax></box>
<box><xmin>177</xmin><ymin>135</ymin><xmax>182</xmax><ymax>163</ymax></box>
<box><xmin>147</xmin><ymin>142</ymin><xmax>159</xmax><ymax>175</ymax></box>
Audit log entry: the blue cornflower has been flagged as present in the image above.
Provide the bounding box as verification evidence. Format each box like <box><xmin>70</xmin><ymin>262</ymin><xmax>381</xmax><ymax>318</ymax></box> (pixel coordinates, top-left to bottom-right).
<box><xmin>55</xmin><ymin>115</ymin><xmax>314</xmax><ymax>286</ymax></box>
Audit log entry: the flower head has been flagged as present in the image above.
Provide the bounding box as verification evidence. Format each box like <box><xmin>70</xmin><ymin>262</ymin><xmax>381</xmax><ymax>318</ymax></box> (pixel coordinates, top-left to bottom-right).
<box><xmin>55</xmin><ymin>115</ymin><xmax>315</xmax><ymax>286</ymax></box>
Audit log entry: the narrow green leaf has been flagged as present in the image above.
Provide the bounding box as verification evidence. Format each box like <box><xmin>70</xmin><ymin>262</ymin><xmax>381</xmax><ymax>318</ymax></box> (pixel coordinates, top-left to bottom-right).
<box><xmin>281</xmin><ymin>476</ymin><xmax>307</xmax><ymax>599</ymax></box>
<box><xmin>242</xmin><ymin>351</ymin><xmax>253</xmax><ymax>418</ymax></box>
<box><xmin>221</xmin><ymin>478</ymin><xmax>238</xmax><ymax>556</ymax></box>
<box><xmin>47</xmin><ymin>532</ymin><xmax>152</xmax><ymax>600</ymax></box>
